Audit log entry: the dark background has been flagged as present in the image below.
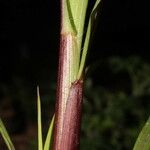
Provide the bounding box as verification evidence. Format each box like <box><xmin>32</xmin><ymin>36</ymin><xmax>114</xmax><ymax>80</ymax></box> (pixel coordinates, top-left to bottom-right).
<box><xmin>0</xmin><ymin>0</ymin><xmax>150</xmax><ymax>149</ymax></box>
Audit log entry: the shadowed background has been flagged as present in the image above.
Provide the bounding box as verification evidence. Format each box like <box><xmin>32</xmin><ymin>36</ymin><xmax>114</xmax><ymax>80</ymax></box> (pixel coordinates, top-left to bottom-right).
<box><xmin>0</xmin><ymin>0</ymin><xmax>150</xmax><ymax>149</ymax></box>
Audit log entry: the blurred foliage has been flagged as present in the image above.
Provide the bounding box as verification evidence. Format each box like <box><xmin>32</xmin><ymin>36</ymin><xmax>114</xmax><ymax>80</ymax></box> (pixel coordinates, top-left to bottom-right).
<box><xmin>81</xmin><ymin>56</ymin><xmax>150</xmax><ymax>150</ymax></box>
<box><xmin>0</xmin><ymin>56</ymin><xmax>150</xmax><ymax>150</ymax></box>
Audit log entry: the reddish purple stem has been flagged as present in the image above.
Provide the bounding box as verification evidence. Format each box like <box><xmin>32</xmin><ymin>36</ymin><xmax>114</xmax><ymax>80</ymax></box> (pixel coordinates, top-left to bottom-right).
<box><xmin>52</xmin><ymin>33</ymin><xmax>83</xmax><ymax>150</ymax></box>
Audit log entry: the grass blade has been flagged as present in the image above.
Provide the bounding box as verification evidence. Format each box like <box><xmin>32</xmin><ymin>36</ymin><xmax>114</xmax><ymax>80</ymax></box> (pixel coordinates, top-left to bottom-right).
<box><xmin>44</xmin><ymin>115</ymin><xmax>55</xmax><ymax>150</ymax></box>
<box><xmin>66</xmin><ymin>0</ymin><xmax>89</xmax><ymax>49</ymax></box>
<box><xmin>0</xmin><ymin>118</ymin><xmax>15</xmax><ymax>150</ymax></box>
<box><xmin>133</xmin><ymin>116</ymin><xmax>150</xmax><ymax>150</ymax></box>
<box><xmin>77</xmin><ymin>0</ymin><xmax>102</xmax><ymax>79</ymax></box>
<box><xmin>37</xmin><ymin>87</ymin><xmax>43</xmax><ymax>150</ymax></box>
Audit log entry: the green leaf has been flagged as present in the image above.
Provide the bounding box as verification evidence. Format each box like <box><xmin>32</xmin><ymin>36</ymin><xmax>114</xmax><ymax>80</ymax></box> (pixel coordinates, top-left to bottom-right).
<box><xmin>63</xmin><ymin>0</ymin><xmax>89</xmax><ymax>36</ymax></box>
<box><xmin>67</xmin><ymin>0</ymin><xmax>89</xmax><ymax>50</ymax></box>
<box><xmin>62</xmin><ymin>0</ymin><xmax>90</xmax><ymax>83</ymax></box>
<box><xmin>0</xmin><ymin>118</ymin><xmax>15</xmax><ymax>150</ymax></box>
<box><xmin>44</xmin><ymin>115</ymin><xmax>55</xmax><ymax>150</ymax></box>
<box><xmin>37</xmin><ymin>87</ymin><xmax>43</xmax><ymax>150</ymax></box>
<box><xmin>66</xmin><ymin>0</ymin><xmax>78</xmax><ymax>34</ymax></box>
<box><xmin>77</xmin><ymin>0</ymin><xmax>102</xmax><ymax>79</ymax></box>
<box><xmin>133</xmin><ymin>117</ymin><xmax>150</xmax><ymax>150</ymax></box>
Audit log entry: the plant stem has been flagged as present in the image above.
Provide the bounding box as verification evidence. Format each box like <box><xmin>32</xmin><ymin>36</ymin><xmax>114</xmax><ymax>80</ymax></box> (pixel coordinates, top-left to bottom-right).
<box><xmin>53</xmin><ymin>0</ymin><xmax>88</xmax><ymax>149</ymax></box>
<box><xmin>53</xmin><ymin>32</ymin><xmax>82</xmax><ymax>150</ymax></box>
<box><xmin>53</xmin><ymin>77</ymin><xmax>83</xmax><ymax>150</ymax></box>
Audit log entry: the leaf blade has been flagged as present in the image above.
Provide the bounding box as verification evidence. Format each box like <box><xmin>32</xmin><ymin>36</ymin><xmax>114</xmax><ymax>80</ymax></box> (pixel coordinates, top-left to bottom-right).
<box><xmin>44</xmin><ymin>115</ymin><xmax>55</xmax><ymax>150</ymax></box>
<box><xmin>70</xmin><ymin>0</ymin><xmax>89</xmax><ymax>50</ymax></box>
<box><xmin>0</xmin><ymin>118</ymin><xmax>15</xmax><ymax>150</ymax></box>
<box><xmin>133</xmin><ymin>117</ymin><xmax>150</xmax><ymax>150</ymax></box>
<box><xmin>37</xmin><ymin>87</ymin><xmax>43</xmax><ymax>150</ymax></box>
<box><xmin>77</xmin><ymin>0</ymin><xmax>102</xmax><ymax>79</ymax></box>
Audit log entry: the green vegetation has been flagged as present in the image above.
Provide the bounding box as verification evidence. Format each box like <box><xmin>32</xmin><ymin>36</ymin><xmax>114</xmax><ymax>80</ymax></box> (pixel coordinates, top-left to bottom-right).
<box><xmin>0</xmin><ymin>0</ymin><xmax>150</xmax><ymax>149</ymax></box>
<box><xmin>1</xmin><ymin>56</ymin><xmax>150</xmax><ymax>150</ymax></box>
<box><xmin>0</xmin><ymin>119</ymin><xmax>15</xmax><ymax>150</ymax></box>
<box><xmin>0</xmin><ymin>88</ymin><xmax>54</xmax><ymax>150</ymax></box>
<box><xmin>81</xmin><ymin>57</ymin><xmax>150</xmax><ymax>150</ymax></box>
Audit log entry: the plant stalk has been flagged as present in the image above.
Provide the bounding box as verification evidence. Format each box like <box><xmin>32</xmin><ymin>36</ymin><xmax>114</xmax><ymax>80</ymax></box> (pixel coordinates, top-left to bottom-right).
<box><xmin>52</xmin><ymin>0</ymin><xmax>87</xmax><ymax>149</ymax></box>
<box><xmin>53</xmin><ymin>29</ymin><xmax>84</xmax><ymax>149</ymax></box>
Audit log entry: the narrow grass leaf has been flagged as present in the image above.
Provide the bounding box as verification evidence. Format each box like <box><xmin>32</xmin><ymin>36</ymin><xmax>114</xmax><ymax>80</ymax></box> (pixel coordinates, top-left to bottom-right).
<box><xmin>77</xmin><ymin>0</ymin><xmax>102</xmax><ymax>79</ymax></box>
<box><xmin>66</xmin><ymin>0</ymin><xmax>77</xmax><ymax>34</ymax></box>
<box><xmin>44</xmin><ymin>115</ymin><xmax>55</xmax><ymax>150</ymax></box>
<box><xmin>133</xmin><ymin>116</ymin><xmax>150</xmax><ymax>150</ymax></box>
<box><xmin>37</xmin><ymin>87</ymin><xmax>43</xmax><ymax>150</ymax></box>
<box><xmin>0</xmin><ymin>118</ymin><xmax>15</xmax><ymax>150</ymax></box>
<box><xmin>67</xmin><ymin>0</ymin><xmax>89</xmax><ymax>49</ymax></box>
